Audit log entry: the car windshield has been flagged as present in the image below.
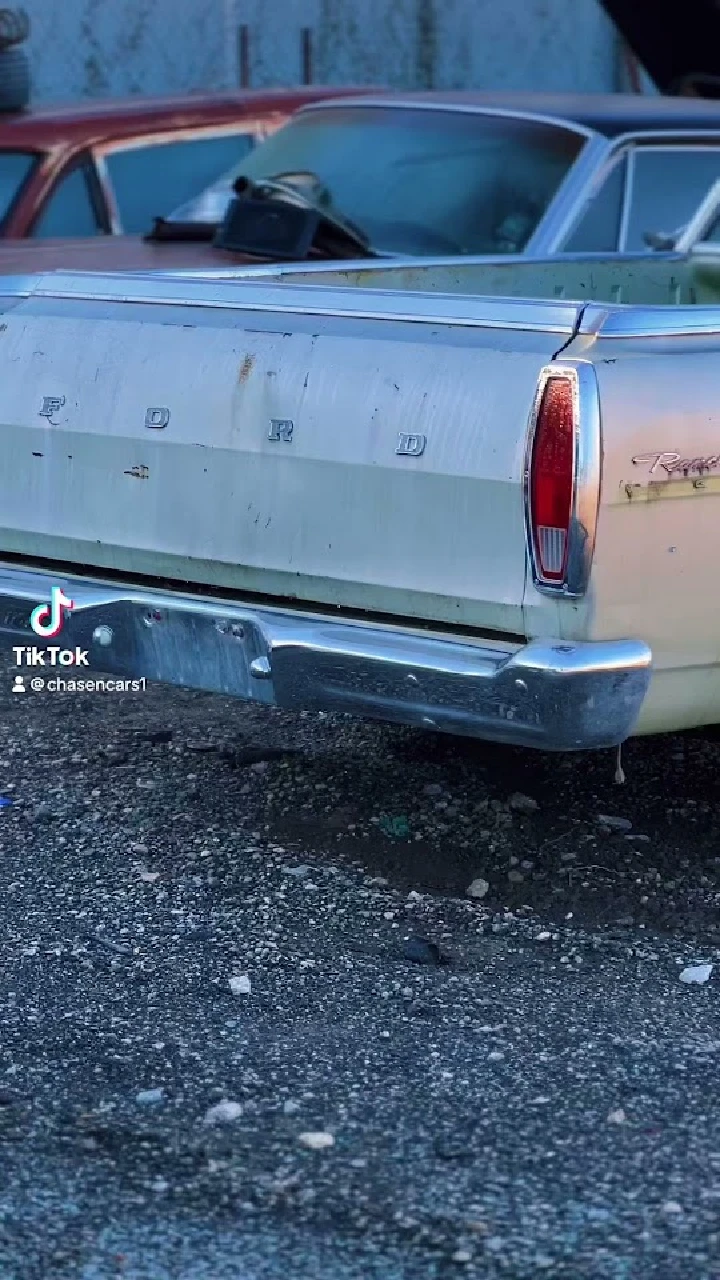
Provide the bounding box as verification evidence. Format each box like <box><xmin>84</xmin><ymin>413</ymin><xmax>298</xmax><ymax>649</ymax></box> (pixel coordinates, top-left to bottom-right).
<box><xmin>0</xmin><ymin>150</ymin><xmax>37</xmax><ymax>227</ymax></box>
<box><xmin>166</xmin><ymin>104</ymin><xmax>587</xmax><ymax>256</ymax></box>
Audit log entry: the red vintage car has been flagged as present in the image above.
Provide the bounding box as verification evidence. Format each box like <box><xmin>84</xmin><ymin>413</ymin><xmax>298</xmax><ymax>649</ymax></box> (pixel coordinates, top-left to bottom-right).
<box><xmin>0</xmin><ymin>86</ymin><xmax>366</xmax><ymax>241</ymax></box>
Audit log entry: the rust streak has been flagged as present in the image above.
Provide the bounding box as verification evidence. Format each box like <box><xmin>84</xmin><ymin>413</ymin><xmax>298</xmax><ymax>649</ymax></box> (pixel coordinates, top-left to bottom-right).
<box><xmin>239</xmin><ymin>354</ymin><xmax>255</xmax><ymax>383</ymax></box>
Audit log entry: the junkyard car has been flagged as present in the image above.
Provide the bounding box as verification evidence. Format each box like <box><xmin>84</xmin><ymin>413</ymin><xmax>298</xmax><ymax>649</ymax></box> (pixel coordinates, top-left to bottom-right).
<box><xmin>0</xmin><ymin>85</ymin><xmax>367</xmax><ymax>246</ymax></box>
<box><xmin>1</xmin><ymin>243</ymin><xmax>720</xmax><ymax>752</ymax></box>
<box><xmin>0</xmin><ymin>91</ymin><xmax>719</xmax><ymax>274</ymax></box>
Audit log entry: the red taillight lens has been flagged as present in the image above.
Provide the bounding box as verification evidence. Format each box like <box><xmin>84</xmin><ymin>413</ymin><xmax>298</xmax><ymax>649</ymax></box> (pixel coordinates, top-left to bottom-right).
<box><xmin>529</xmin><ymin>375</ymin><xmax>576</xmax><ymax>585</ymax></box>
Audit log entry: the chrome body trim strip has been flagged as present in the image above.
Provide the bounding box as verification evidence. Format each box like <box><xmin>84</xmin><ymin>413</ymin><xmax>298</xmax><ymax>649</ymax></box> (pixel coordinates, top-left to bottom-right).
<box><xmin>7</xmin><ymin>271</ymin><xmax>584</xmax><ymax>334</ymax></box>
<box><xmin>579</xmin><ymin>303</ymin><xmax>720</xmax><ymax>339</ymax></box>
<box><xmin>0</xmin><ymin>564</ymin><xmax>651</xmax><ymax>751</ymax></box>
<box><xmin>523</xmin><ymin>360</ymin><xmax>601</xmax><ymax>599</ymax></box>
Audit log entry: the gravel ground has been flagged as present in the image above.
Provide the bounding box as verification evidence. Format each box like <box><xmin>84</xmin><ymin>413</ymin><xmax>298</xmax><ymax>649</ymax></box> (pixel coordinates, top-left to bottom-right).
<box><xmin>1</xmin><ymin>650</ymin><xmax>720</xmax><ymax>1279</ymax></box>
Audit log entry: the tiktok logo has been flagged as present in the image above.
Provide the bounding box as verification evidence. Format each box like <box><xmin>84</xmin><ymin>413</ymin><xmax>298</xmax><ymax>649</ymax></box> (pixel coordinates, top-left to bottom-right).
<box><xmin>29</xmin><ymin>587</ymin><xmax>75</xmax><ymax>639</ymax></box>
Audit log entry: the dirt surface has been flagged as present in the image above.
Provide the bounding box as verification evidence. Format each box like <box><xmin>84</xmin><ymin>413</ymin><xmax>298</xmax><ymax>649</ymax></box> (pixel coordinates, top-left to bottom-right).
<box><xmin>1</xmin><ymin>650</ymin><xmax>719</xmax><ymax>1279</ymax></box>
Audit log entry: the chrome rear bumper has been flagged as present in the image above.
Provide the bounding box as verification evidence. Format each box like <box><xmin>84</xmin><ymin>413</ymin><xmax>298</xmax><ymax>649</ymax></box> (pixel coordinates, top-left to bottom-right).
<box><xmin>0</xmin><ymin>564</ymin><xmax>652</xmax><ymax>751</ymax></box>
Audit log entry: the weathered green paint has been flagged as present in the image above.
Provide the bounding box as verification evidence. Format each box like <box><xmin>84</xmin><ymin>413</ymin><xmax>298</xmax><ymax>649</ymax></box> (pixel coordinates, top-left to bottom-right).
<box><xmin>264</xmin><ymin>255</ymin><xmax>720</xmax><ymax>307</ymax></box>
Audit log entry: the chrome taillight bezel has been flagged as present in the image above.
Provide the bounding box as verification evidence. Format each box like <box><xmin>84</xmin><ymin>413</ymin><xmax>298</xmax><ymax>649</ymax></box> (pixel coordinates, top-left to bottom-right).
<box><xmin>523</xmin><ymin>359</ymin><xmax>602</xmax><ymax>598</ymax></box>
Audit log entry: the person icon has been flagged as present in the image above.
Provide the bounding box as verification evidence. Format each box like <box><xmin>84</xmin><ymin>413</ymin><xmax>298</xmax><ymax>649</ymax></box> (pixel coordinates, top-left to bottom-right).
<box><xmin>12</xmin><ymin>674</ymin><xmax>25</xmax><ymax>694</ymax></box>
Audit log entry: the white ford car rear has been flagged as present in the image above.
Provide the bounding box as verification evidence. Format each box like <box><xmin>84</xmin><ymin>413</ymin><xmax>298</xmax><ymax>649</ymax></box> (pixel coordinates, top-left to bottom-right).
<box><xmin>5</xmin><ymin>257</ymin><xmax>713</xmax><ymax>751</ymax></box>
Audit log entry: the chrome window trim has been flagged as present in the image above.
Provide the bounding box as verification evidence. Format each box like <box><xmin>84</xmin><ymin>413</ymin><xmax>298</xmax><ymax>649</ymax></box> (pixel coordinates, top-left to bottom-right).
<box><xmin>523</xmin><ymin>360</ymin><xmax>601</xmax><ymax>600</ymax></box>
<box><xmin>291</xmin><ymin>98</ymin><xmax>598</xmax><ymax>141</ymax></box>
<box><xmin>548</xmin><ymin>130</ymin><xmax>720</xmax><ymax>254</ymax></box>
<box><xmin>617</xmin><ymin>148</ymin><xmax>636</xmax><ymax>252</ymax></box>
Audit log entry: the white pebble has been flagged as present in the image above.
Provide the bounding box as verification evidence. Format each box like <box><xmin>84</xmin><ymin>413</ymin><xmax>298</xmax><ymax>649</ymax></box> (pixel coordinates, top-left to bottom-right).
<box><xmin>136</xmin><ymin>1088</ymin><xmax>164</xmax><ymax>1106</ymax></box>
<box><xmin>229</xmin><ymin>974</ymin><xmax>252</xmax><ymax>996</ymax></box>
<box><xmin>679</xmin><ymin>963</ymin><xmax>713</xmax><ymax>985</ymax></box>
<box><xmin>466</xmin><ymin>878</ymin><xmax>489</xmax><ymax>900</ymax></box>
<box><xmin>203</xmin><ymin>1100</ymin><xmax>243</xmax><ymax>1125</ymax></box>
<box><xmin>298</xmin><ymin>1130</ymin><xmax>334</xmax><ymax>1150</ymax></box>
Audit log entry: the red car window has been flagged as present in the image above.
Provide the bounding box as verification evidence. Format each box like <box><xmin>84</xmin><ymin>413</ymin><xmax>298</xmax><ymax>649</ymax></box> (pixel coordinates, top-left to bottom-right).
<box><xmin>102</xmin><ymin>130</ymin><xmax>257</xmax><ymax>233</ymax></box>
<box><xmin>0</xmin><ymin>150</ymin><xmax>37</xmax><ymax>227</ymax></box>
<box><xmin>32</xmin><ymin>164</ymin><xmax>104</xmax><ymax>238</ymax></box>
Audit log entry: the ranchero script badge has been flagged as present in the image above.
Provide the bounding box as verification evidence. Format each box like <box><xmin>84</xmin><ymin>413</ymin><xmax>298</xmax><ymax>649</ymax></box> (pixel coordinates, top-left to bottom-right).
<box><xmin>632</xmin><ymin>451</ymin><xmax>720</xmax><ymax>478</ymax></box>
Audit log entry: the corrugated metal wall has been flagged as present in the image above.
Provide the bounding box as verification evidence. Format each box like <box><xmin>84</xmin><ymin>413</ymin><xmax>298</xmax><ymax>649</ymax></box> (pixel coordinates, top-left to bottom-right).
<box><xmin>19</xmin><ymin>0</ymin><xmax>627</xmax><ymax>104</ymax></box>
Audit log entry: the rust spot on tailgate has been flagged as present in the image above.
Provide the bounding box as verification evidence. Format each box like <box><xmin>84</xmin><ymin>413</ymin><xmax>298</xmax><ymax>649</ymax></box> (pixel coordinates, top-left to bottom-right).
<box><xmin>238</xmin><ymin>354</ymin><xmax>255</xmax><ymax>383</ymax></box>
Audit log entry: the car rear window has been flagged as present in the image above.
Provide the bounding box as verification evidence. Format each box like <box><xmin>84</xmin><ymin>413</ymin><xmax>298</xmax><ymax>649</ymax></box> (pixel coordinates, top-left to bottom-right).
<box><xmin>175</xmin><ymin>105</ymin><xmax>587</xmax><ymax>256</ymax></box>
<box><xmin>0</xmin><ymin>150</ymin><xmax>36</xmax><ymax>227</ymax></box>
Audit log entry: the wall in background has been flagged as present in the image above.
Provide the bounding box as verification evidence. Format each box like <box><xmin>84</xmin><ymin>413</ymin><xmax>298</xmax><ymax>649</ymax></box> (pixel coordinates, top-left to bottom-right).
<box><xmin>18</xmin><ymin>0</ymin><xmax>640</xmax><ymax>104</ymax></box>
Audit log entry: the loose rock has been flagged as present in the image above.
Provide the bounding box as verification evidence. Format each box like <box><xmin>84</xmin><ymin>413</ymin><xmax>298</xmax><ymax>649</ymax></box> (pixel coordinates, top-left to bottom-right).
<box><xmin>136</xmin><ymin>1088</ymin><xmax>165</xmax><ymax>1107</ymax></box>
<box><xmin>298</xmin><ymin>1131</ymin><xmax>334</xmax><ymax>1150</ymax></box>
<box><xmin>597</xmin><ymin>814</ymin><xmax>633</xmax><ymax>832</ymax></box>
<box><xmin>679</xmin><ymin>963</ymin><xmax>713</xmax><ymax>985</ymax></box>
<box><xmin>229</xmin><ymin>974</ymin><xmax>252</xmax><ymax>996</ymax></box>
<box><xmin>203</xmin><ymin>1100</ymin><xmax>243</xmax><ymax>1125</ymax></box>
<box><xmin>509</xmin><ymin>793</ymin><xmax>538</xmax><ymax>813</ymax></box>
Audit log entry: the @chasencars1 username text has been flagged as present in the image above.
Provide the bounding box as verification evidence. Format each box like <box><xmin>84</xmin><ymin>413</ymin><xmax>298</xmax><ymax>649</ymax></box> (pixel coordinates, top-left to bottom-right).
<box><xmin>22</xmin><ymin>677</ymin><xmax>147</xmax><ymax>693</ymax></box>
<box><xmin>12</xmin><ymin>645</ymin><xmax>145</xmax><ymax>693</ymax></box>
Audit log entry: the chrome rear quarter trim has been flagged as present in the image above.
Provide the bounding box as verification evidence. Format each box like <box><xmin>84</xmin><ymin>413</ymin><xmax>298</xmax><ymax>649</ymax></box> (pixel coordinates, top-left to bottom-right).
<box><xmin>580</xmin><ymin>302</ymin><xmax>720</xmax><ymax>339</ymax></box>
<box><xmin>17</xmin><ymin>271</ymin><xmax>583</xmax><ymax>335</ymax></box>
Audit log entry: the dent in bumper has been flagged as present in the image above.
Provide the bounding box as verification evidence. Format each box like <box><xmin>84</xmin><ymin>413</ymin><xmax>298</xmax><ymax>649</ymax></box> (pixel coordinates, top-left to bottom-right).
<box><xmin>0</xmin><ymin>565</ymin><xmax>652</xmax><ymax>752</ymax></box>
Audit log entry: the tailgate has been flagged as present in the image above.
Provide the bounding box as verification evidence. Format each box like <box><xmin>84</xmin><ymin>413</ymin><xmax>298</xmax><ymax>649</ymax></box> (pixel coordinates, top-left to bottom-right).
<box><xmin>0</xmin><ymin>274</ymin><xmax>580</xmax><ymax>632</ymax></box>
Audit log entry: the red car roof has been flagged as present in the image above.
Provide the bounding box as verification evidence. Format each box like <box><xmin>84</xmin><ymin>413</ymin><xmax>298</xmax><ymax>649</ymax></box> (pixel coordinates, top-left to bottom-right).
<box><xmin>0</xmin><ymin>86</ymin><xmax>373</xmax><ymax>149</ymax></box>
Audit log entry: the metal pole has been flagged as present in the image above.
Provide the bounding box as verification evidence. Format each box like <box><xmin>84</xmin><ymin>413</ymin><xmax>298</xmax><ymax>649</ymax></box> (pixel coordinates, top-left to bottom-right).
<box><xmin>238</xmin><ymin>24</ymin><xmax>251</xmax><ymax>87</ymax></box>
<box><xmin>300</xmin><ymin>27</ymin><xmax>313</xmax><ymax>85</ymax></box>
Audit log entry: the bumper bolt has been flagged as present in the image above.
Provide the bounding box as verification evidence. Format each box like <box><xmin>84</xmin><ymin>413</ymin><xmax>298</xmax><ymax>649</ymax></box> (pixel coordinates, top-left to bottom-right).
<box><xmin>250</xmin><ymin>656</ymin><xmax>271</xmax><ymax>680</ymax></box>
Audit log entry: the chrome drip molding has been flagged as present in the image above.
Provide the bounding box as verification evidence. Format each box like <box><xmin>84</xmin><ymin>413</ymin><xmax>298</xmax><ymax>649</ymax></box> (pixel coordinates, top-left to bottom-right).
<box><xmin>0</xmin><ymin>563</ymin><xmax>652</xmax><ymax>751</ymax></box>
